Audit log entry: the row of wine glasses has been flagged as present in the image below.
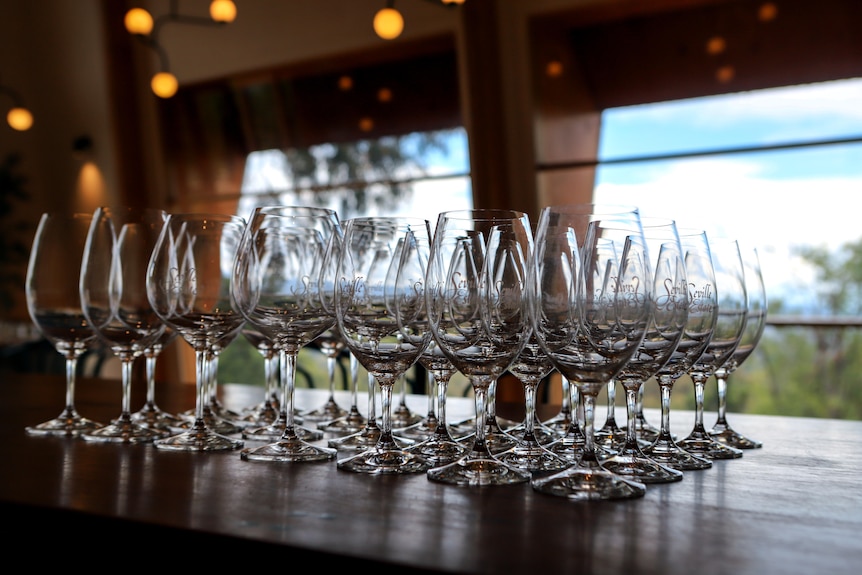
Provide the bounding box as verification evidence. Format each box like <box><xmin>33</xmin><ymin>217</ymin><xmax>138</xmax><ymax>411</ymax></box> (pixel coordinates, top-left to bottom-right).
<box><xmin>24</xmin><ymin>205</ymin><xmax>767</xmax><ymax>503</ymax></box>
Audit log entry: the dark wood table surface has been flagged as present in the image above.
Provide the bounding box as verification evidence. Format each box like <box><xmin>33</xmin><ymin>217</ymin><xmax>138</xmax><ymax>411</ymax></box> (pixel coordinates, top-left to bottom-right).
<box><xmin>1</xmin><ymin>372</ymin><xmax>860</xmax><ymax>574</ymax></box>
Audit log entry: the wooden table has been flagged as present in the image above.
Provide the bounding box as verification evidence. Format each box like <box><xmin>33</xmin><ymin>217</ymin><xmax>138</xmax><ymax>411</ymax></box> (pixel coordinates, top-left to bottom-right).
<box><xmin>1</xmin><ymin>372</ymin><xmax>860</xmax><ymax>574</ymax></box>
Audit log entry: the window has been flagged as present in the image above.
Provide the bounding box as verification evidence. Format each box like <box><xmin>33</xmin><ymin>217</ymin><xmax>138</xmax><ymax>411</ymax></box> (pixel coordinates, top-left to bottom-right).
<box><xmin>594</xmin><ymin>77</ymin><xmax>862</xmax><ymax>316</ymax></box>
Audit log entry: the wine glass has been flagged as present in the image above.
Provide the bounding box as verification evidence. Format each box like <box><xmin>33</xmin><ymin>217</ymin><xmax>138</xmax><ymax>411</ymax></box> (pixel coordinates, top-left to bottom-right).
<box><xmin>709</xmin><ymin>244</ymin><xmax>767</xmax><ymax>449</ymax></box>
<box><xmin>231</xmin><ymin>209</ymin><xmax>340</xmax><ymax>462</ymax></box>
<box><xmin>334</xmin><ymin>216</ymin><xmax>433</xmax><ymax>474</ymax></box>
<box><xmin>328</xmin><ymin>369</ymin><xmax>383</xmax><ymax>451</ymax></box>
<box><xmin>677</xmin><ymin>236</ymin><xmax>747</xmax><ymax>460</ymax></box>
<box><xmin>495</xmin><ymin>334</ymin><xmax>569</xmax><ymax>473</ymax></box>
<box><xmin>146</xmin><ymin>212</ymin><xmax>246</xmax><ymax>452</ymax></box>
<box><xmin>530</xmin><ymin>208</ymin><xmax>651</xmax><ymax>500</ymax></box>
<box><xmin>301</xmin><ymin>327</ymin><xmax>349</xmax><ymax>423</ymax></box>
<box><xmin>641</xmin><ymin>228</ymin><xmax>717</xmax><ymax>471</ymax></box>
<box><xmin>24</xmin><ymin>211</ymin><xmax>104</xmax><ymax>437</ymax></box>
<box><xmin>599</xmin><ymin>217</ymin><xmax>688</xmax><ymax>484</ymax></box>
<box><xmin>395</xmin><ymin>363</ymin><xmax>439</xmax><ymax>442</ymax></box>
<box><xmin>318</xmin><ymin>350</ymin><xmax>367</xmax><ymax>436</ymax></box>
<box><xmin>424</xmin><ymin>209</ymin><xmax>534</xmax><ymax>486</ymax></box>
<box><xmin>595</xmin><ymin>379</ymin><xmax>626</xmax><ymax>452</ymax></box>
<box><xmin>131</xmin><ymin>326</ymin><xmax>186</xmax><ymax>432</ymax></box>
<box><xmin>402</xmin><ymin>338</ymin><xmax>469</xmax><ymax>466</ymax></box>
<box><xmin>79</xmin><ymin>206</ymin><xmax>168</xmax><ymax>444</ymax></box>
<box><xmin>238</xmin><ymin>323</ymin><xmax>281</xmax><ymax>426</ymax></box>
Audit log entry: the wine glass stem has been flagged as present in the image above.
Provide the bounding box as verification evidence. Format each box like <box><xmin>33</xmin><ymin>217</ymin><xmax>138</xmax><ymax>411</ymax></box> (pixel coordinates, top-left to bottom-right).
<box><xmin>264</xmin><ymin>353</ymin><xmax>277</xmax><ymax>406</ymax></box>
<box><xmin>380</xmin><ymin>381</ymin><xmax>394</xmax><ymax>443</ymax></box>
<box><xmin>350</xmin><ymin>353</ymin><xmax>359</xmax><ymax>409</ymax></box>
<box><xmin>691</xmin><ymin>373</ymin><xmax>708</xmax><ymax>433</ymax></box>
<box><xmin>624</xmin><ymin>383</ymin><xmax>640</xmax><ymax>446</ymax></box>
<box><xmin>581</xmin><ymin>392</ymin><xmax>598</xmax><ymax>462</ymax></box>
<box><xmin>473</xmin><ymin>384</ymin><xmax>488</xmax><ymax>447</ymax></box>
<box><xmin>560</xmin><ymin>376</ymin><xmax>571</xmax><ymax>414</ymax></box>
<box><xmin>435</xmin><ymin>374</ymin><xmax>451</xmax><ymax>434</ymax></box>
<box><xmin>63</xmin><ymin>356</ymin><xmax>79</xmax><ymax>416</ymax></box>
<box><xmin>715</xmin><ymin>371</ymin><xmax>729</xmax><ymax>426</ymax></box>
<box><xmin>194</xmin><ymin>350</ymin><xmax>208</xmax><ymax>423</ymax></box>
<box><xmin>145</xmin><ymin>353</ymin><xmax>157</xmax><ymax>406</ymax></box>
<box><xmin>120</xmin><ymin>358</ymin><xmax>134</xmax><ymax>418</ymax></box>
<box><xmin>326</xmin><ymin>353</ymin><xmax>337</xmax><ymax>401</ymax></box>
<box><xmin>524</xmin><ymin>382</ymin><xmax>537</xmax><ymax>438</ymax></box>
<box><xmin>281</xmin><ymin>350</ymin><xmax>299</xmax><ymax>433</ymax></box>
<box><xmin>658</xmin><ymin>378</ymin><xmax>673</xmax><ymax>440</ymax></box>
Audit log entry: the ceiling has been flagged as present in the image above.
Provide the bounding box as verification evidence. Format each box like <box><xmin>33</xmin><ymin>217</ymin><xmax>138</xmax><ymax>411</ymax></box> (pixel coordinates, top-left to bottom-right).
<box><xmin>558</xmin><ymin>0</ymin><xmax>862</xmax><ymax>109</ymax></box>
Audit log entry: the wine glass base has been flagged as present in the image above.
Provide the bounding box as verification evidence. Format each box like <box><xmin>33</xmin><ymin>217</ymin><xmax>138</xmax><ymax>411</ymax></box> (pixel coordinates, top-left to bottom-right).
<box><xmin>427</xmin><ymin>452</ymin><xmax>532</xmax><ymax>486</ymax></box>
<box><xmin>81</xmin><ymin>419</ymin><xmax>166</xmax><ymax>444</ymax></box>
<box><xmin>131</xmin><ymin>407</ymin><xmax>186</xmax><ymax>433</ymax></box>
<box><xmin>327</xmin><ymin>425</ymin><xmax>382</xmax><ymax>451</ymax></box>
<box><xmin>242</xmin><ymin>422</ymin><xmax>323</xmax><ymax>442</ymax></box>
<box><xmin>677</xmin><ymin>434</ymin><xmax>744</xmax><ymax>460</ymax></box>
<box><xmin>154</xmin><ymin>427</ymin><xmax>244</xmax><ymax>452</ymax></box>
<box><xmin>531</xmin><ymin>465</ymin><xmax>647</xmax><ymax>501</ymax></box>
<box><xmin>600</xmin><ymin>451</ymin><xmax>684</xmax><ymax>484</ymax></box>
<box><xmin>405</xmin><ymin>435</ymin><xmax>469</xmax><ymax>467</ymax></box>
<box><xmin>317</xmin><ymin>411</ymin><xmax>367</xmax><ymax>436</ymax></box>
<box><xmin>641</xmin><ymin>439</ymin><xmax>712</xmax><ymax>471</ymax></box>
<box><xmin>25</xmin><ymin>414</ymin><xmax>103</xmax><ymax>437</ymax></box>
<box><xmin>709</xmin><ymin>424</ymin><xmax>762</xmax><ymax>449</ymax></box>
<box><xmin>337</xmin><ymin>446</ymin><xmax>430</xmax><ymax>475</ymax></box>
<box><xmin>302</xmin><ymin>398</ymin><xmax>348</xmax><ymax>423</ymax></box>
<box><xmin>495</xmin><ymin>441</ymin><xmax>570</xmax><ymax>474</ymax></box>
<box><xmin>394</xmin><ymin>415</ymin><xmax>439</xmax><ymax>441</ymax></box>
<box><xmin>241</xmin><ymin>437</ymin><xmax>336</xmax><ymax>462</ymax></box>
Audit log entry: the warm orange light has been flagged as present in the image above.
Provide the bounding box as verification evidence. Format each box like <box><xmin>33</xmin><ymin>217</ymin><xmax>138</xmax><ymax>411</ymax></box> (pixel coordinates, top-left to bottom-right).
<box><xmin>151</xmin><ymin>72</ymin><xmax>179</xmax><ymax>98</ymax></box>
<box><xmin>443</xmin><ymin>0</ymin><xmax>466</xmax><ymax>4</ymax></box>
<box><xmin>210</xmin><ymin>0</ymin><xmax>237</xmax><ymax>23</ymax></box>
<box><xmin>359</xmin><ymin>117</ymin><xmax>374</xmax><ymax>132</ymax></box>
<box><xmin>124</xmin><ymin>8</ymin><xmax>154</xmax><ymax>35</ymax></box>
<box><xmin>545</xmin><ymin>60</ymin><xmax>564</xmax><ymax>78</ymax></box>
<box><xmin>338</xmin><ymin>75</ymin><xmax>354</xmax><ymax>91</ymax></box>
<box><xmin>758</xmin><ymin>2</ymin><xmax>778</xmax><ymax>22</ymax></box>
<box><xmin>377</xmin><ymin>87</ymin><xmax>392</xmax><ymax>102</ymax></box>
<box><xmin>716</xmin><ymin>65</ymin><xmax>735</xmax><ymax>84</ymax></box>
<box><xmin>7</xmin><ymin>107</ymin><xmax>33</xmax><ymax>131</ymax></box>
<box><xmin>373</xmin><ymin>8</ymin><xmax>404</xmax><ymax>40</ymax></box>
<box><xmin>706</xmin><ymin>36</ymin><xmax>726</xmax><ymax>55</ymax></box>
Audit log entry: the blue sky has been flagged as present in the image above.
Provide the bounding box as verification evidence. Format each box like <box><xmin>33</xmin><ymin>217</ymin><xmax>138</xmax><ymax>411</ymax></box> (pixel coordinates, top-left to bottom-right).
<box><xmin>594</xmin><ymin>77</ymin><xmax>862</xmax><ymax>313</ymax></box>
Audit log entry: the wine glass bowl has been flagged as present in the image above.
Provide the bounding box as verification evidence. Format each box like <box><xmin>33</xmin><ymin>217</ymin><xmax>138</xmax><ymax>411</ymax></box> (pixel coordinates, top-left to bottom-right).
<box><xmin>79</xmin><ymin>206</ymin><xmax>169</xmax><ymax>444</ymax></box>
<box><xmin>231</xmin><ymin>208</ymin><xmax>340</xmax><ymax>462</ymax></box>
<box><xmin>641</xmin><ymin>228</ymin><xmax>718</xmax><ymax>471</ymax></box>
<box><xmin>676</xmin><ymin>236</ymin><xmax>748</xmax><ymax>460</ymax></box>
<box><xmin>146</xmin><ymin>213</ymin><xmax>247</xmax><ymax>452</ymax></box>
<box><xmin>529</xmin><ymin>206</ymin><xmax>651</xmax><ymax>500</ymax></box>
<box><xmin>424</xmin><ymin>209</ymin><xmax>535</xmax><ymax>486</ymax></box>
<box><xmin>24</xmin><ymin>211</ymin><xmax>104</xmax><ymax>437</ymax></box>
<box><xmin>334</xmin><ymin>216</ymin><xmax>434</xmax><ymax>474</ymax></box>
<box><xmin>709</xmin><ymin>244</ymin><xmax>767</xmax><ymax>449</ymax></box>
<box><xmin>598</xmin><ymin>217</ymin><xmax>688</xmax><ymax>484</ymax></box>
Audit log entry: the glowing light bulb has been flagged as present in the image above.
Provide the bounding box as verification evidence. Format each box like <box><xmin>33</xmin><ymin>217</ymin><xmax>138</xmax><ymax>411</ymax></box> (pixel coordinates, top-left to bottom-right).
<box><xmin>373</xmin><ymin>8</ymin><xmax>404</xmax><ymax>40</ymax></box>
<box><xmin>151</xmin><ymin>72</ymin><xmax>179</xmax><ymax>98</ymax></box>
<box><xmin>124</xmin><ymin>8</ymin><xmax>154</xmax><ymax>35</ymax></box>
<box><xmin>210</xmin><ymin>0</ymin><xmax>237</xmax><ymax>23</ymax></box>
<box><xmin>7</xmin><ymin>107</ymin><xmax>33</xmax><ymax>131</ymax></box>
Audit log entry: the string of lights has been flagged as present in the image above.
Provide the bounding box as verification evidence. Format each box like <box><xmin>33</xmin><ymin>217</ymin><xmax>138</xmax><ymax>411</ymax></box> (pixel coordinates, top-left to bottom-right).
<box><xmin>124</xmin><ymin>0</ymin><xmax>237</xmax><ymax>98</ymax></box>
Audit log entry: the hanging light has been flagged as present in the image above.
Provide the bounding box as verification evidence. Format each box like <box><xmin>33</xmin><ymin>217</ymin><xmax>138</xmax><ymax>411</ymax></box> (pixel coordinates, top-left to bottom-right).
<box><xmin>151</xmin><ymin>72</ymin><xmax>179</xmax><ymax>99</ymax></box>
<box><xmin>374</xmin><ymin>5</ymin><xmax>404</xmax><ymax>40</ymax></box>
<box><xmin>124</xmin><ymin>8</ymin><xmax>154</xmax><ymax>35</ymax></box>
<box><xmin>0</xmin><ymin>84</ymin><xmax>33</xmax><ymax>131</ymax></box>
<box><xmin>6</xmin><ymin>107</ymin><xmax>33</xmax><ymax>131</ymax></box>
<box><xmin>209</xmin><ymin>0</ymin><xmax>237</xmax><ymax>23</ymax></box>
<box><xmin>126</xmin><ymin>1</ymin><xmax>237</xmax><ymax>99</ymax></box>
